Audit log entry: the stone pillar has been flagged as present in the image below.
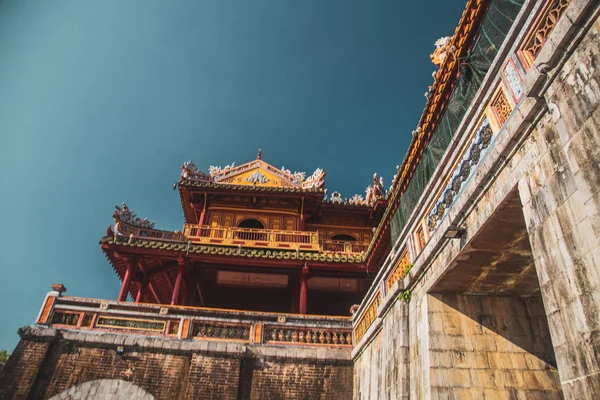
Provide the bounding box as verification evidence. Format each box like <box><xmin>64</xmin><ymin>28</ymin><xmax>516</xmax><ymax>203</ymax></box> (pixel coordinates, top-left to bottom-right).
<box><xmin>117</xmin><ymin>258</ymin><xmax>134</xmax><ymax>302</ymax></box>
<box><xmin>299</xmin><ymin>264</ymin><xmax>309</xmax><ymax>314</ymax></box>
<box><xmin>171</xmin><ymin>258</ymin><xmax>186</xmax><ymax>306</ymax></box>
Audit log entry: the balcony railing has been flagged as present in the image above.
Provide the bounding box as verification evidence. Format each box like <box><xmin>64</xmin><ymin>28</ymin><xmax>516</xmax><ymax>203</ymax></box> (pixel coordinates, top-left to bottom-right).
<box><xmin>183</xmin><ymin>224</ymin><xmax>321</xmax><ymax>251</ymax></box>
<box><xmin>321</xmin><ymin>240</ymin><xmax>368</xmax><ymax>254</ymax></box>
<box><xmin>116</xmin><ymin>221</ymin><xmax>185</xmax><ymax>242</ymax></box>
<box><xmin>36</xmin><ymin>294</ymin><xmax>353</xmax><ymax>348</ymax></box>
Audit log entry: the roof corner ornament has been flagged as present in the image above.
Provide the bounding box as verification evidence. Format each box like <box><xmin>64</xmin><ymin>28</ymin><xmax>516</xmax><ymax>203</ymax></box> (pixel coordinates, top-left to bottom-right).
<box><xmin>365</xmin><ymin>173</ymin><xmax>386</xmax><ymax>205</ymax></box>
<box><xmin>302</xmin><ymin>168</ymin><xmax>325</xmax><ymax>190</ymax></box>
<box><xmin>180</xmin><ymin>161</ymin><xmax>210</xmax><ymax>182</ymax></box>
<box><xmin>431</xmin><ymin>36</ymin><xmax>454</xmax><ymax>67</ymax></box>
<box><xmin>257</xmin><ymin>149</ymin><xmax>262</xmax><ymax>160</ymax></box>
<box><xmin>113</xmin><ymin>202</ymin><xmax>155</xmax><ymax>229</ymax></box>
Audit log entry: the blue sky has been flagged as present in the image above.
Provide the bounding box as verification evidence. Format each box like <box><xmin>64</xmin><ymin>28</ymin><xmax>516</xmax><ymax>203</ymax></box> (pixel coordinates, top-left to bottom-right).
<box><xmin>0</xmin><ymin>0</ymin><xmax>465</xmax><ymax>350</ymax></box>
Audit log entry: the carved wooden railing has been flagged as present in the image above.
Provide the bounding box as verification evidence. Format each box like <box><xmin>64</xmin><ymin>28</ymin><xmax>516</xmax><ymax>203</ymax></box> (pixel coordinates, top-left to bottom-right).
<box><xmin>183</xmin><ymin>224</ymin><xmax>320</xmax><ymax>251</ymax></box>
<box><xmin>321</xmin><ymin>240</ymin><xmax>368</xmax><ymax>255</ymax></box>
<box><xmin>38</xmin><ymin>295</ymin><xmax>352</xmax><ymax>348</ymax></box>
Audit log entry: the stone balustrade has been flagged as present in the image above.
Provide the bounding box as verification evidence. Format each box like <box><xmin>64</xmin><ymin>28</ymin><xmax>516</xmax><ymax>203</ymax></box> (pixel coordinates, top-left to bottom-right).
<box><xmin>36</xmin><ymin>293</ymin><xmax>352</xmax><ymax>348</ymax></box>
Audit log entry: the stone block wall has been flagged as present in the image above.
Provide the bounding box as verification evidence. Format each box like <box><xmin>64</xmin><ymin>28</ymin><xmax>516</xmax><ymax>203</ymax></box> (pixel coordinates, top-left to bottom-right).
<box><xmin>426</xmin><ymin>294</ymin><xmax>561</xmax><ymax>399</ymax></box>
<box><xmin>518</xmin><ymin>11</ymin><xmax>600</xmax><ymax>398</ymax></box>
<box><xmin>353</xmin><ymin>300</ymin><xmax>409</xmax><ymax>400</ymax></box>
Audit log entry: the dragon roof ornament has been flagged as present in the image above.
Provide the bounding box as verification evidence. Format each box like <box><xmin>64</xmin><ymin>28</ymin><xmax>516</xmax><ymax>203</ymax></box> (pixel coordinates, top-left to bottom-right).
<box><xmin>181</xmin><ymin>161</ymin><xmax>210</xmax><ymax>182</ymax></box>
<box><xmin>431</xmin><ymin>36</ymin><xmax>455</xmax><ymax>67</ymax></box>
<box><xmin>112</xmin><ymin>203</ymin><xmax>155</xmax><ymax>229</ymax></box>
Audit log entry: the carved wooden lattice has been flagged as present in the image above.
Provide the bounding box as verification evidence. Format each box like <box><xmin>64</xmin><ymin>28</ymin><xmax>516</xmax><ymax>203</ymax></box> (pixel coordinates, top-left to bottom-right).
<box><xmin>264</xmin><ymin>326</ymin><xmax>352</xmax><ymax>347</ymax></box>
<box><xmin>491</xmin><ymin>89</ymin><xmax>513</xmax><ymax>127</ymax></box>
<box><xmin>354</xmin><ymin>292</ymin><xmax>381</xmax><ymax>342</ymax></box>
<box><xmin>386</xmin><ymin>249</ymin><xmax>411</xmax><ymax>291</ymax></box>
<box><xmin>521</xmin><ymin>0</ymin><xmax>571</xmax><ymax>67</ymax></box>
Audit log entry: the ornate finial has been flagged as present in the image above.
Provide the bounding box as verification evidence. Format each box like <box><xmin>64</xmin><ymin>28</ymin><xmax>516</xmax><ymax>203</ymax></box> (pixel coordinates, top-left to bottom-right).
<box><xmin>257</xmin><ymin>149</ymin><xmax>262</xmax><ymax>160</ymax></box>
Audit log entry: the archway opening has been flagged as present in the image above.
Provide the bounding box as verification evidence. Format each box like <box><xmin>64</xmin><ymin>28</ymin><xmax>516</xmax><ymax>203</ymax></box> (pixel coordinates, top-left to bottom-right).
<box><xmin>331</xmin><ymin>234</ymin><xmax>357</xmax><ymax>241</ymax></box>
<box><xmin>237</xmin><ymin>219</ymin><xmax>264</xmax><ymax>229</ymax></box>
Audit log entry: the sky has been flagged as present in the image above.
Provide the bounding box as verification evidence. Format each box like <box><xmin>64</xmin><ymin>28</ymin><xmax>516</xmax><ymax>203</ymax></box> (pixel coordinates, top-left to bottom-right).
<box><xmin>0</xmin><ymin>0</ymin><xmax>466</xmax><ymax>350</ymax></box>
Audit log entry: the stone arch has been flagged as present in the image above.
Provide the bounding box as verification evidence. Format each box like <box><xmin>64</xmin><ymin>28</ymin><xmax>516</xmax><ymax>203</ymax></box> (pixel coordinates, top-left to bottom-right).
<box><xmin>49</xmin><ymin>379</ymin><xmax>154</xmax><ymax>400</ymax></box>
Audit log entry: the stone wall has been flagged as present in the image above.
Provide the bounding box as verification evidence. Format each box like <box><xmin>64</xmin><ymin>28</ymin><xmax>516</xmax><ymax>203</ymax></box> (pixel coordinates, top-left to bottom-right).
<box><xmin>0</xmin><ymin>326</ymin><xmax>352</xmax><ymax>400</ymax></box>
<box><xmin>350</xmin><ymin>2</ymin><xmax>600</xmax><ymax>399</ymax></box>
<box><xmin>518</xmin><ymin>11</ymin><xmax>600</xmax><ymax>398</ymax></box>
<box><xmin>353</xmin><ymin>299</ymin><xmax>409</xmax><ymax>400</ymax></box>
<box><xmin>426</xmin><ymin>294</ymin><xmax>561</xmax><ymax>399</ymax></box>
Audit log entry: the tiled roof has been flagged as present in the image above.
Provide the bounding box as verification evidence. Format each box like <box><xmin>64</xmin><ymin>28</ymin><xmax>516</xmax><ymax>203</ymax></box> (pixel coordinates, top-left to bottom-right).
<box><xmin>179</xmin><ymin>178</ymin><xmax>323</xmax><ymax>193</ymax></box>
<box><xmin>100</xmin><ymin>236</ymin><xmax>364</xmax><ymax>264</ymax></box>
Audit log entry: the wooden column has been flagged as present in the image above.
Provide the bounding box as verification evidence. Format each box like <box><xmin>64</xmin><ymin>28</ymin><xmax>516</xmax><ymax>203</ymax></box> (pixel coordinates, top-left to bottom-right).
<box><xmin>299</xmin><ymin>196</ymin><xmax>305</xmax><ymax>230</ymax></box>
<box><xmin>299</xmin><ymin>263</ymin><xmax>309</xmax><ymax>314</ymax></box>
<box><xmin>135</xmin><ymin>279</ymin><xmax>147</xmax><ymax>303</ymax></box>
<box><xmin>118</xmin><ymin>257</ymin><xmax>134</xmax><ymax>302</ymax></box>
<box><xmin>199</xmin><ymin>193</ymin><xmax>208</xmax><ymax>226</ymax></box>
<box><xmin>171</xmin><ymin>258</ymin><xmax>186</xmax><ymax>305</ymax></box>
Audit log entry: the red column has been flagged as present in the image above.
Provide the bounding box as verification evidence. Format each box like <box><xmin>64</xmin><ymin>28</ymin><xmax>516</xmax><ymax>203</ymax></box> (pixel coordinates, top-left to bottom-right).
<box><xmin>299</xmin><ymin>264</ymin><xmax>309</xmax><ymax>314</ymax></box>
<box><xmin>135</xmin><ymin>279</ymin><xmax>147</xmax><ymax>303</ymax></box>
<box><xmin>118</xmin><ymin>259</ymin><xmax>134</xmax><ymax>302</ymax></box>
<box><xmin>171</xmin><ymin>259</ymin><xmax>186</xmax><ymax>305</ymax></box>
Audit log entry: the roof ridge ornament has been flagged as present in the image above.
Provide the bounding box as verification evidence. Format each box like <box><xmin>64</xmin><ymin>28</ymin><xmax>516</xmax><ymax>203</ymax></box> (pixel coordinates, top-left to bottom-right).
<box><xmin>181</xmin><ymin>161</ymin><xmax>210</xmax><ymax>182</ymax></box>
<box><xmin>112</xmin><ymin>202</ymin><xmax>155</xmax><ymax>229</ymax></box>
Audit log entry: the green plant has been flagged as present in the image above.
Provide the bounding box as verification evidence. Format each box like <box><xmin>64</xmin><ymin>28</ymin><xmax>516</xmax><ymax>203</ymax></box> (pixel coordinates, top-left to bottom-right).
<box><xmin>403</xmin><ymin>263</ymin><xmax>414</xmax><ymax>276</ymax></box>
<box><xmin>0</xmin><ymin>349</ymin><xmax>9</xmax><ymax>363</ymax></box>
<box><xmin>398</xmin><ymin>289</ymin><xmax>412</xmax><ymax>303</ymax></box>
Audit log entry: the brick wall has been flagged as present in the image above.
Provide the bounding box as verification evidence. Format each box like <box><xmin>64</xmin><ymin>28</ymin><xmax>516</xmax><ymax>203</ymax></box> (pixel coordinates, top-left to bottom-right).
<box><xmin>246</xmin><ymin>358</ymin><xmax>352</xmax><ymax>400</ymax></box>
<box><xmin>0</xmin><ymin>328</ymin><xmax>352</xmax><ymax>400</ymax></box>
<box><xmin>0</xmin><ymin>333</ymin><xmax>53</xmax><ymax>399</ymax></box>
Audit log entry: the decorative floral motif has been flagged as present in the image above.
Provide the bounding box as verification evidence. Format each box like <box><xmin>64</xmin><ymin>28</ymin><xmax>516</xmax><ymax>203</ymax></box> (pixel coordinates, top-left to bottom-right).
<box><xmin>113</xmin><ymin>203</ymin><xmax>155</xmax><ymax>229</ymax></box>
<box><xmin>330</xmin><ymin>191</ymin><xmax>343</xmax><ymax>204</ymax></box>
<box><xmin>209</xmin><ymin>163</ymin><xmax>236</xmax><ymax>175</ymax></box>
<box><xmin>503</xmin><ymin>61</ymin><xmax>525</xmax><ymax>101</ymax></box>
<box><xmin>302</xmin><ymin>168</ymin><xmax>326</xmax><ymax>190</ymax></box>
<box><xmin>521</xmin><ymin>0</ymin><xmax>570</xmax><ymax>66</ymax></box>
<box><xmin>428</xmin><ymin>119</ymin><xmax>493</xmax><ymax>232</ymax></box>
<box><xmin>281</xmin><ymin>166</ymin><xmax>306</xmax><ymax>182</ymax></box>
<box><xmin>348</xmin><ymin>194</ymin><xmax>365</xmax><ymax>205</ymax></box>
<box><xmin>245</xmin><ymin>170</ymin><xmax>269</xmax><ymax>184</ymax></box>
